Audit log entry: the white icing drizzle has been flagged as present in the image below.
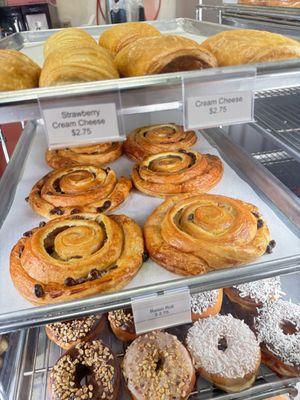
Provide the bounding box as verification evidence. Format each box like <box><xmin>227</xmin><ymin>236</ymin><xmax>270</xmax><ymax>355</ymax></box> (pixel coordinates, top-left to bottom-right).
<box><xmin>233</xmin><ymin>277</ymin><xmax>283</xmax><ymax>304</ymax></box>
<box><xmin>191</xmin><ymin>290</ymin><xmax>219</xmax><ymax>314</ymax></box>
<box><xmin>186</xmin><ymin>314</ymin><xmax>260</xmax><ymax>379</ymax></box>
<box><xmin>255</xmin><ymin>299</ymin><xmax>300</xmax><ymax>366</ymax></box>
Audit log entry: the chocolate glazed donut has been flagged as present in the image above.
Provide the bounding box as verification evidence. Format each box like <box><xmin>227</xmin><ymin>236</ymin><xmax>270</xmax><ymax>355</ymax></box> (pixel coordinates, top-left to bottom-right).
<box><xmin>49</xmin><ymin>340</ymin><xmax>120</xmax><ymax>400</ymax></box>
<box><xmin>108</xmin><ymin>309</ymin><xmax>137</xmax><ymax>342</ymax></box>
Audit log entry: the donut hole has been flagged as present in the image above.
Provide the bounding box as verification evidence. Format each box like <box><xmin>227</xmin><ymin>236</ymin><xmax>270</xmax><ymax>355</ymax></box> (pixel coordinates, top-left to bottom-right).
<box><xmin>76</xmin><ymin>364</ymin><xmax>92</xmax><ymax>386</ymax></box>
<box><xmin>280</xmin><ymin>319</ymin><xmax>297</xmax><ymax>335</ymax></box>
<box><xmin>218</xmin><ymin>336</ymin><xmax>228</xmax><ymax>352</ymax></box>
<box><xmin>154</xmin><ymin>356</ymin><xmax>165</xmax><ymax>373</ymax></box>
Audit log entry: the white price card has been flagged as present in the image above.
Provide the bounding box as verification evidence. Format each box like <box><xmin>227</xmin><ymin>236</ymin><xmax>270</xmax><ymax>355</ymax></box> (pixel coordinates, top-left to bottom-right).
<box><xmin>131</xmin><ymin>287</ymin><xmax>192</xmax><ymax>334</ymax></box>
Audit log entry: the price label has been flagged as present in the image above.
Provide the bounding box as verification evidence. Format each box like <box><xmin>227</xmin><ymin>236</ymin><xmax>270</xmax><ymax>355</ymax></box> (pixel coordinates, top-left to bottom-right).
<box><xmin>186</xmin><ymin>90</ymin><xmax>253</xmax><ymax>129</ymax></box>
<box><xmin>131</xmin><ymin>288</ymin><xmax>191</xmax><ymax>334</ymax></box>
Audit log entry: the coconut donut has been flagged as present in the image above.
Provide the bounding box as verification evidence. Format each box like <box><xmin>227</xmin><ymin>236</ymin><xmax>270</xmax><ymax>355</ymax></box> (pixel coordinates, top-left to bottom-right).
<box><xmin>191</xmin><ymin>289</ymin><xmax>223</xmax><ymax>322</ymax></box>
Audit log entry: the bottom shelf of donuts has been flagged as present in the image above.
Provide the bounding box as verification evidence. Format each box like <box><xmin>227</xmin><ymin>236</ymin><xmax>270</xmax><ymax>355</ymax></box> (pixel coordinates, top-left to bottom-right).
<box><xmin>10</xmin><ymin>274</ymin><xmax>300</xmax><ymax>400</ymax></box>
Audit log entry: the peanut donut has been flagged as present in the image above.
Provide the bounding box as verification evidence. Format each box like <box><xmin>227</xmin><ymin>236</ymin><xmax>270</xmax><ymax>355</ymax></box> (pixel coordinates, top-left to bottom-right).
<box><xmin>123</xmin><ymin>331</ymin><xmax>196</xmax><ymax>400</ymax></box>
<box><xmin>108</xmin><ymin>308</ymin><xmax>137</xmax><ymax>342</ymax></box>
<box><xmin>191</xmin><ymin>289</ymin><xmax>223</xmax><ymax>322</ymax></box>
<box><xmin>186</xmin><ymin>314</ymin><xmax>261</xmax><ymax>393</ymax></box>
<box><xmin>255</xmin><ymin>299</ymin><xmax>300</xmax><ymax>377</ymax></box>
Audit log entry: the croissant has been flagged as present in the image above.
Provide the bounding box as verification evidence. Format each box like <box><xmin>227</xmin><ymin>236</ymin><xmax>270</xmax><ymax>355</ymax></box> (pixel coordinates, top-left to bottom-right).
<box><xmin>10</xmin><ymin>213</ymin><xmax>144</xmax><ymax>304</ymax></box>
<box><xmin>202</xmin><ymin>30</ymin><xmax>300</xmax><ymax>66</ymax></box>
<box><xmin>39</xmin><ymin>45</ymin><xmax>119</xmax><ymax>87</ymax></box>
<box><xmin>124</xmin><ymin>123</ymin><xmax>197</xmax><ymax>162</ymax></box>
<box><xmin>132</xmin><ymin>150</ymin><xmax>223</xmax><ymax>197</ymax></box>
<box><xmin>46</xmin><ymin>142</ymin><xmax>123</xmax><ymax>169</ymax></box>
<box><xmin>28</xmin><ymin>165</ymin><xmax>132</xmax><ymax>219</ymax></box>
<box><xmin>44</xmin><ymin>27</ymin><xmax>98</xmax><ymax>59</ymax></box>
<box><xmin>0</xmin><ymin>49</ymin><xmax>41</xmax><ymax>92</ymax></box>
<box><xmin>99</xmin><ymin>21</ymin><xmax>161</xmax><ymax>57</ymax></box>
<box><xmin>144</xmin><ymin>194</ymin><xmax>272</xmax><ymax>275</ymax></box>
<box><xmin>115</xmin><ymin>35</ymin><xmax>218</xmax><ymax>77</ymax></box>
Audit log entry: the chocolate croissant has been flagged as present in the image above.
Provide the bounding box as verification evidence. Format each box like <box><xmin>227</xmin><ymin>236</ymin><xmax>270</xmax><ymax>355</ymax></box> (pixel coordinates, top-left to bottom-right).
<box><xmin>46</xmin><ymin>142</ymin><xmax>123</xmax><ymax>169</ymax></box>
<box><xmin>99</xmin><ymin>21</ymin><xmax>161</xmax><ymax>57</ymax></box>
<box><xmin>10</xmin><ymin>213</ymin><xmax>144</xmax><ymax>304</ymax></box>
<box><xmin>124</xmin><ymin>123</ymin><xmax>197</xmax><ymax>162</ymax></box>
<box><xmin>144</xmin><ymin>194</ymin><xmax>271</xmax><ymax>275</ymax></box>
<box><xmin>0</xmin><ymin>49</ymin><xmax>41</xmax><ymax>92</ymax></box>
<box><xmin>132</xmin><ymin>150</ymin><xmax>223</xmax><ymax>197</ymax></box>
<box><xmin>115</xmin><ymin>35</ymin><xmax>218</xmax><ymax>77</ymax></box>
<box><xmin>28</xmin><ymin>165</ymin><xmax>132</xmax><ymax>218</ymax></box>
<box><xmin>202</xmin><ymin>30</ymin><xmax>300</xmax><ymax>66</ymax></box>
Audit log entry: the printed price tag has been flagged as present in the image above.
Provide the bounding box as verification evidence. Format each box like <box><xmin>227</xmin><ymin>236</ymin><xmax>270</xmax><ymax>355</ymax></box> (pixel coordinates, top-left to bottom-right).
<box><xmin>186</xmin><ymin>90</ymin><xmax>253</xmax><ymax>129</ymax></box>
<box><xmin>131</xmin><ymin>288</ymin><xmax>191</xmax><ymax>334</ymax></box>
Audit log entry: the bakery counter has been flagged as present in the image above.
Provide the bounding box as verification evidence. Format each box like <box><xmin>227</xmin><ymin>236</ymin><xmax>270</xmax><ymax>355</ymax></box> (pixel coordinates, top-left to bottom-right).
<box><xmin>4</xmin><ymin>273</ymin><xmax>299</xmax><ymax>400</ymax></box>
<box><xmin>0</xmin><ymin>120</ymin><xmax>299</xmax><ymax>334</ymax></box>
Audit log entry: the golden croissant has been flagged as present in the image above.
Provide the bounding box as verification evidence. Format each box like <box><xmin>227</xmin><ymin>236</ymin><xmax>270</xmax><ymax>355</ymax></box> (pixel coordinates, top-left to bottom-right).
<box><xmin>202</xmin><ymin>29</ymin><xmax>300</xmax><ymax>66</ymax></box>
<box><xmin>115</xmin><ymin>35</ymin><xmax>218</xmax><ymax>77</ymax></box>
<box><xmin>0</xmin><ymin>49</ymin><xmax>41</xmax><ymax>92</ymax></box>
<box><xmin>10</xmin><ymin>213</ymin><xmax>144</xmax><ymax>304</ymax></box>
<box><xmin>144</xmin><ymin>194</ymin><xmax>272</xmax><ymax>275</ymax></box>
<box><xmin>99</xmin><ymin>21</ymin><xmax>161</xmax><ymax>57</ymax></box>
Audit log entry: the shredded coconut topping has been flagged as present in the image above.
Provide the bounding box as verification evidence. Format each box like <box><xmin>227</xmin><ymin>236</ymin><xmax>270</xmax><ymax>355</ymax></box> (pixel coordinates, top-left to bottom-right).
<box><xmin>191</xmin><ymin>290</ymin><xmax>219</xmax><ymax>314</ymax></box>
<box><xmin>233</xmin><ymin>277</ymin><xmax>283</xmax><ymax>305</ymax></box>
<box><xmin>255</xmin><ymin>299</ymin><xmax>300</xmax><ymax>366</ymax></box>
<box><xmin>186</xmin><ymin>314</ymin><xmax>260</xmax><ymax>379</ymax></box>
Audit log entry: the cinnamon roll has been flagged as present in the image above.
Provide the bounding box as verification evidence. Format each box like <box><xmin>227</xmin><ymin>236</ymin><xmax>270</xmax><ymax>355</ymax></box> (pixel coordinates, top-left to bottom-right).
<box><xmin>10</xmin><ymin>213</ymin><xmax>144</xmax><ymax>305</ymax></box>
<box><xmin>46</xmin><ymin>142</ymin><xmax>122</xmax><ymax>169</ymax></box>
<box><xmin>131</xmin><ymin>150</ymin><xmax>223</xmax><ymax>197</ymax></box>
<box><xmin>28</xmin><ymin>165</ymin><xmax>132</xmax><ymax>219</ymax></box>
<box><xmin>124</xmin><ymin>124</ymin><xmax>197</xmax><ymax>162</ymax></box>
<box><xmin>144</xmin><ymin>194</ymin><xmax>272</xmax><ymax>275</ymax></box>
<box><xmin>0</xmin><ymin>50</ymin><xmax>41</xmax><ymax>92</ymax></box>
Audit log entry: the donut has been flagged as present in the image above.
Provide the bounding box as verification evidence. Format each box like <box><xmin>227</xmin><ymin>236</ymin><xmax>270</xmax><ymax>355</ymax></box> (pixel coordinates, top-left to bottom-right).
<box><xmin>49</xmin><ymin>340</ymin><xmax>120</xmax><ymax>400</ymax></box>
<box><xmin>123</xmin><ymin>331</ymin><xmax>196</xmax><ymax>399</ymax></box>
<box><xmin>108</xmin><ymin>308</ymin><xmax>137</xmax><ymax>342</ymax></box>
<box><xmin>191</xmin><ymin>289</ymin><xmax>223</xmax><ymax>322</ymax></box>
<box><xmin>224</xmin><ymin>276</ymin><xmax>282</xmax><ymax>320</ymax></box>
<box><xmin>186</xmin><ymin>314</ymin><xmax>261</xmax><ymax>393</ymax></box>
<box><xmin>45</xmin><ymin>314</ymin><xmax>106</xmax><ymax>350</ymax></box>
<box><xmin>255</xmin><ymin>299</ymin><xmax>300</xmax><ymax>377</ymax></box>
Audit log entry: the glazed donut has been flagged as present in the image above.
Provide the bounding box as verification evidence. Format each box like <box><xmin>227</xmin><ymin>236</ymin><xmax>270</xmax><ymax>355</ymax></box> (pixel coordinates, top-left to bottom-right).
<box><xmin>123</xmin><ymin>124</ymin><xmax>197</xmax><ymax>162</ymax></box>
<box><xmin>123</xmin><ymin>331</ymin><xmax>196</xmax><ymax>400</ymax></box>
<box><xmin>131</xmin><ymin>150</ymin><xmax>223</xmax><ymax>197</ymax></box>
<box><xmin>45</xmin><ymin>314</ymin><xmax>106</xmax><ymax>350</ymax></box>
<box><xmin>10</xmin><ymin>213</ymin><xmax>144</xmax><ymax>305</ymax></box>
<box><xmin>186</xmin><ymin>314</ymin><xmax>261</xmax><ymax>393</ymax></box>
<box><xmin>144</xmin><ymin>194</ymin><xmax>271</xmax><ymax>276</ymax></box>
<box><xmin>255</xmin><ymin>299</ymin><xmax>300</xmax><ymax>377</ymax></box>
<box><xmin>108</xmin><ymin>308</ymin><xmax>137</xmax><ymax>342</ymax></box>
<box><xmin>46</xmin><ymin>142</ymin><xmax>123</xmax><ymax>169</ymax></box>
<box><xmin>191</xmin><ymin>289</ymin><xmax>223</xmax><ymax>322</ymax></box>
<box><xmin>28</xmin><ymin>165</ymin><xmax>132</xmax><ymax>219</ymax></box>
<box><xmin>225</xmin><ymin>276</ymin><xmax>281</xmax><ymax>319</ymax></box>
<box><xmin>49</xmin><ymin>340</ymin><xmax>120</xmax><ymax>400</ymax></box>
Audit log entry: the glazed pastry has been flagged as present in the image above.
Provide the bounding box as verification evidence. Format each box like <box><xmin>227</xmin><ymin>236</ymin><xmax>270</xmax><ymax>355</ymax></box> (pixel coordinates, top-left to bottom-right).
<box><xmin>10</xmin><ymin>213</ymin><xmax>144</xmax><ymax>304</ymax></box>
<box><xmin>49</xmin><ymin>340</ymin><xmax>120</xmax><ymax>400</ymax></box>
<box><xmin>144</xmin><ymin>194</ymin><xmax>272</xmax><ymax>275</ymax></box>
<box><xmin>44</xmin><ymin>27</ymin><xmax>98</xmax><ymax>59</ymax></box>
<box><xmin>28</xmin><ymin>165</ymin><xmax>132</xmax><ymax>219</ymax></box>
<box><xmin>46</xmin><ymin>142</ymin><xmax>122</xmax><ymax>169</ymax></box>
<box><xmin>202</xmin><ymin>30</ymin><xmax>300</xmax><ymax>67</ymax></box>
<box><xmin>255</xmin><ymin>299</ymin><xmax>300</xmax><ymax>377</ymax></box>
<box><xmin>191</xmin><ymin>289</ymin><xmax>223</xmax><ymax>322</ymax></box>
<box><xmin>123</xmin><ymin>331</ymin><xmax>196</xmax><ymax>400</ymax></box>
<box><xmin>45</xmin><ymin>314</ymin><xmax>106</xmax><ymax>350</ymax></box>
<box><xmin>115</xmin><ymin>35</ymin><xmax>218</xmax><ymax>77</ymax></box>
<box><xmin>0</xmin><ymin>50</ymin><xmax>41</xmax><ymax>92</ymax></box>
<box><xmin>99</xmin><ymin>21</ymin><xmax>161</xmax><ymax>57</ymax></box>
<box><xmin>186</xmin><ymin>314</ymin><xmax>261</xmax><ymax>393</ymax></box>
<box><xmin>108</xmin><ymin>308</ymin><xmax>137</xmax><ymax>342</ymax></box>
<box><xmin>131</xmin><ymin>150</ymin><xmax>223</xmax><ymax>197</ymax></box>
<box><xmin>225</xmin><ymin>276</ymin><xmax>282</xmax><ymax>318</ymax></box>
<box><xmin>39</xmin><ymin>45</ymin><xmax>119</xmax><ymax>87</ymax></box>
<box><xmin>124</xmin><ymin>123</ymin><xmax>197</xmax><ymax>162</ymax></box>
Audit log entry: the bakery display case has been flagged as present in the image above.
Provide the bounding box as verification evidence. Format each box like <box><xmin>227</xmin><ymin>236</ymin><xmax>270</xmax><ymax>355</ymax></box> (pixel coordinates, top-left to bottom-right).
<box><xmin>0</xmin><ymin>17</ymin><xmax>299</xmax><ymax>400</ymax></box>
